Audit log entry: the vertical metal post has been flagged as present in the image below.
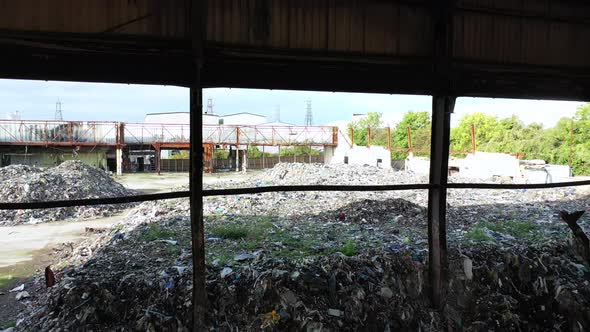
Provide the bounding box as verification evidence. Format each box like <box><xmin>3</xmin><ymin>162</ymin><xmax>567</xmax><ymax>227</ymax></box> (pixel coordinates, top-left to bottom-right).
<box><xmin>471</xmin><ymin>123</ymin><xmax>476</xmax><ymax>154</ymax></box>
<box><xmin>309</xmin><ymin>145</ymin><xmax>312</xmax><ymax>163</ymax></box>
<box><xmin>428</xmin><ymin>95</ymin><xmax>455</xmax><ymax>308</ymax></box>
<box><xmin>262</xmin><ymin>146</ymin><xmax>266</xmax><ymax>168</ymax></box>
<box><xmin>278</xmin><ymin>146</ymin><xmax>281</xmax><ymax>163</ymax></box>
<box><xmin>367</xmin><ymin>127</ymin><xmax>371</xmax><ymax>146</ymax></box>
<box><xmin>155</xmin><ymin>144</ymin><xmax>161</xmax><ymax>175</ymax></box>
<box><xmin>570</xmin><ymin>123</ymin><xmax>574</xmax><ymax>167</ymax></box>
<box><xmin>407</xmin><ymin>126</ymin><xmax>413</xmax><ymax>152</ymax></box>
<box><xmin>350</xmin><ymin>127</ymin><xmax>354</xmax><ymax>146</ymax></box>
<box><xmin>236</xmin><ymin>145</ymin><xmax>240</xmax><ymax>171</ymax></box>
<box><xmin>387</xmin><ymin>127</ymin><xmax>391</xmax><ymax>151</ymax></box>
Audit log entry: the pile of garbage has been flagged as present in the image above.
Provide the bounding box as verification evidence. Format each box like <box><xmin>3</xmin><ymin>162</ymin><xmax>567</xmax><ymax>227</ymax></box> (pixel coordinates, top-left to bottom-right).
<box><xmin>11</xmin><ymin>163</ymin><xmax>590</xmax><ymax>330</ymax></box>
<box><xmin>255</xmin><ymin>163</ymin><xmax>428</xmax><ymax>186</ymax></box>
<box><xmin>15</xmin><ymin>206</ymin><xmax>590</xmax><ymax>331</ymax></box>
<box><xmin>0</xmin><ymin>161</ymin><xmax>133</xmax><ymax>225</ymax></box>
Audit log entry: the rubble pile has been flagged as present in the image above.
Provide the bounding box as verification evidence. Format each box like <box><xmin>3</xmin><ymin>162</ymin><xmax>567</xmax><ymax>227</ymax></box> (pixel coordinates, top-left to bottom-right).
<box><xmin>256</xmin><ymin>163</ymin><xmax>428</xmax><ymax>186</ymax></box>
<box><xmin>0</xmin><ymin>161</ymin><xmax>133</xmax><ymax>225</ymax></box>
<box><xmin>16</xmin><ymin>209</ymin><xmax>590</xmax><ymax>331</ymax></box>
<box><xmin>11</xmin><ymin>163</ymin><xmax>590</xmax><ymax>330</ymax></box>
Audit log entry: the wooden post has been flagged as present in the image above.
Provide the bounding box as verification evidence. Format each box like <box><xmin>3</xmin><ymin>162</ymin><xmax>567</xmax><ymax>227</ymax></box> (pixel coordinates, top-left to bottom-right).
<box><xmin>190</xmin><ymin>0</ymin><xmax>206</xmax><ymax>330</ymax></box>
<box><xmin>428</xmin><ymin>96</ymin><xmax>454</xmax><ymax>308</ymax></box>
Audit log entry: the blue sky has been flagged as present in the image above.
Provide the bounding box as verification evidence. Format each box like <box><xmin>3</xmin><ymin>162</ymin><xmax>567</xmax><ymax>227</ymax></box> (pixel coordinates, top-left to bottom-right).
<box><xmin>0</xmin><ymin>79</ymin><xmax>584</xmax><ymax>128</ymax></box>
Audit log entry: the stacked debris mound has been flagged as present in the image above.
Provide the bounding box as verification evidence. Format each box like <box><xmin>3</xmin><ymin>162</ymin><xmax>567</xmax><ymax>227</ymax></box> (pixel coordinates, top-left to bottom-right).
<box><xmin>16</xmin><ymin>217</ymin><xmax>590</xmax><ymax>331</ymax></box>
<box><xmin>446</xmin><ymin>245</ymin><xmax>590</xmax><ymax>331</ymax></box>
<box><xmin>0</xmin><ymin>161</ymin><xmax>133</xmax><ymax>225</ymax></box>
<box><xmin>256</xmin><ymin>163</ymin><xmax>428</xmax><ymax>186</ymax></box>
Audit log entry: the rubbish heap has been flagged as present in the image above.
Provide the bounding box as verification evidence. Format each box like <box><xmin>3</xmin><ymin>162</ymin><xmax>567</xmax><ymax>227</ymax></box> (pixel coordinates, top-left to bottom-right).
<box><xmin>13</xmin><ymin>163</ymin><xmax>590</xmax><ymax>330</ymax></box>
<box><xmin>0</xmin><ymin>161</ymin><xmax>133</xmax><ymax>225</ymax></box>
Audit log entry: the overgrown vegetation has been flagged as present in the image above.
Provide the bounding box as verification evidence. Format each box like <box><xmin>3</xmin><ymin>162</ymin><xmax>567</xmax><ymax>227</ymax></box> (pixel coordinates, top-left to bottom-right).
<box><xmin>0</xmin><ymin>275</ymin><xmax>12</xmax><ymax>289</ymax></box>
<box><xmin>0</xmin><ymin>320</ymin><xmax>16</xmax><ymax>329</ymax></box>
<box><xmin>333</xmin><ymin>239</ymin><xmax>358</xmax><ymax>256</ymax></box>
<box><xmin>140</xmin><ymin>223</ymin><xmax>179</xmax><ymax>242</ymax></box>
<box><xmin>206</xmin><ymin>217</ymin><xmax>362</xmax><ymax>260</ymax></box>
<box><xmin>466</xmin><ymin>220</ymin><xmax>543</xmax><ymax>242</ymax></box>
<box><xmin>348</xmin><ymin>102</ymin><xmax>590</xmax><ymax>174</ymax></box>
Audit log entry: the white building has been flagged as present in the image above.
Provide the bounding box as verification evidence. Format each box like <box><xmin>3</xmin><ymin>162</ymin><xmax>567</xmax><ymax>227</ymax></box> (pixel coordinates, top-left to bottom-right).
<box><xmin>220</xmin><ymin>112</ymin><xmax>267</xmax><ymax>125</ymax></box>
<box><xmin>145</xmin><ymin>112</ymin><xmax>189</xmax><ymax>124</ymax></box>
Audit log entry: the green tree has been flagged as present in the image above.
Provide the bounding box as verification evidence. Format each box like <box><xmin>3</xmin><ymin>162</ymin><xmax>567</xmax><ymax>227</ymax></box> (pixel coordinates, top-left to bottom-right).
<box><xmin>279</xmin><ymin>146</ymin><xmax>320</xmax><ymax>157</ymax></box>
<box><xmin>347</xmin><ymin>112</ymin><xmax>384</xmax><ymax>146</ymax></box>
<box><xmin>450</xmin><ymin>112</ymin><xmax>499</xmax><ymax>153</ymax></box>
<box><xmin>391</xmin><ymin>111</ymin><xmax>431</xmax><ymax>159</ymax></box>
<box><xmin>169</xmin><ymin>150</ymin><xmax>190</xmax><ymax>159</ymax></box>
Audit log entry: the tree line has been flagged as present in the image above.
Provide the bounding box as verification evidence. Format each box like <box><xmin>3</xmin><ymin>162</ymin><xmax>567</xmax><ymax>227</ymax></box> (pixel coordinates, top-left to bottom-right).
<box><xmin>347</xmin><ymin>102</ymin><xmax>590</xmax><ymax>175</ymax></box>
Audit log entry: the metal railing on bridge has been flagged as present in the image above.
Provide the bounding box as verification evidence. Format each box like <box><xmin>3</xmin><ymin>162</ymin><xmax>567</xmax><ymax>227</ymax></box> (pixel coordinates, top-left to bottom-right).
<box><xmin>0</xmin><ymin>120</ymin><xmax>338</xmax><ymax>147</ymax></box>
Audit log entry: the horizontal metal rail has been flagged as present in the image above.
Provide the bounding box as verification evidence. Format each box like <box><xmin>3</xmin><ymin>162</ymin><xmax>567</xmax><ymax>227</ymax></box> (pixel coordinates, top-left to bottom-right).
<box><xmin>1</xmin><ymin>180</ymin><xmax>590</xmax><ymax>210</ymax></box>
<box><xmin>447</xmin><ymin>180</ymin><xmax>590</xmax><ymax>189</ymax></box>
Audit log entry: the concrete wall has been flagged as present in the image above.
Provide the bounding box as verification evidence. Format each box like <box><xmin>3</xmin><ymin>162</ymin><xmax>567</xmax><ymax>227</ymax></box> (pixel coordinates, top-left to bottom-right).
<box><xmin>460</xmin><ymin>152</ymin><xmax>520</xmax><ymax>180</ymax></box>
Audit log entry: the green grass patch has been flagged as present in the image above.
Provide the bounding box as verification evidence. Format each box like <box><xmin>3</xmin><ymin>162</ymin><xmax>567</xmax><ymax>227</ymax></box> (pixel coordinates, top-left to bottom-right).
<box><xmin>0</xmin><ymin>275</ymin><xmax>13</xmax><ymax>289</ymax></box>
<box><xmin>209</xmin><ymin>223</ymin><xmax>250</xmax><ymax>240</ymax></box>
<box><xmin>140</xmin><ymin>223</ymin><xmax>178</xmax><ymax>242</ymax></box>
<box><xmin>332</xmin><ymin>239</ymin><xmax>358</xmax><ymax>256</ymax></box>
<box><xmin>466</xmin><ymin>220</ymin><xmax>542</xmax><ymax>242</ymax></box>
<box><xmin>0</xmin><ymin>320</ymin><xmax>16</xmax><ymax>329</ymax></box>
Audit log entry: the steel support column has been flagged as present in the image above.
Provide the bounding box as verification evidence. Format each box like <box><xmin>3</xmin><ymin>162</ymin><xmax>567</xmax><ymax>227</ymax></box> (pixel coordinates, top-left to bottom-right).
<box><xmin>428</xmin><ymin>95</ymin><xmax>455</xmax><ymax>308</ymax></box>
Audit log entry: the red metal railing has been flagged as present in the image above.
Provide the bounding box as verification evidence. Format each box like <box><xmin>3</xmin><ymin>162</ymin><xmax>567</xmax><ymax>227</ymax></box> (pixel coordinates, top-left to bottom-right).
<box><xmin>0</xmin><ymin>120</ymin><xmax>338</xmax><ymax>147</ymax></box>
<box><xmin>0</xmin><ymin>120</ymin><xmax>119</xmax><ymax>146</ymax></box>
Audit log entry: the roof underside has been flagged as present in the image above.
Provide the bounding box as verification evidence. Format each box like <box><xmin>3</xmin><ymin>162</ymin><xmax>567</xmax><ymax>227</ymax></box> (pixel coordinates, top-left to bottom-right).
<box><xmin>0</xmin><ymin>0</ymin><xmax>588</xmax><ymax>100</ymax></box>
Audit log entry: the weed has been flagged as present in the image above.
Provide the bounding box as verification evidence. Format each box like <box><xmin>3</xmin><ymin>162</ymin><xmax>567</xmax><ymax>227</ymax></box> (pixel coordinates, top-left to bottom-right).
<box><xmin>334</xmin><ymin>240</ymin><xmax>358</xmax><ymax>257</ymax></box>
<box><xmin>140</xmin><ymin>223</ymin><xmax>178</xmax><ymax>242</ymax></box>
<box><xmin>466</xmin><ymin>227</ymin><xmax>494</xmax><ymax>242</ymax></box>
<box><xmin>0</xmin><ymin>275</ymin><xmax>12</xmax><ymax>289</ymax></box>
<box><xmin>209</xmin><ymin>224</ymin><xmax>250</xmax><ymax>240</ymax></box>
<box><xmin>0</xmin><ymin>320</ymin><xmax>16</xmax><ymax>329</ymax></box>
<box><xmin>466</xmin><ymin>220</ymin><xmax>542</xmax><ymax>242</ymax></box>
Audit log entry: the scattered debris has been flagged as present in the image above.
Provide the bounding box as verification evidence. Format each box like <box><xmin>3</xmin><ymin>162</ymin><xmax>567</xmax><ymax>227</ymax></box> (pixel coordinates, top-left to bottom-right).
<box><xmin>15</xmin><ymin>291</ymin><xmax>29</xmax><ymax>301</ymax></box>
<box><xmin>9</xmin><ymin>284</ymin><xmax>24</xmax><ymax>293</ymax></box>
